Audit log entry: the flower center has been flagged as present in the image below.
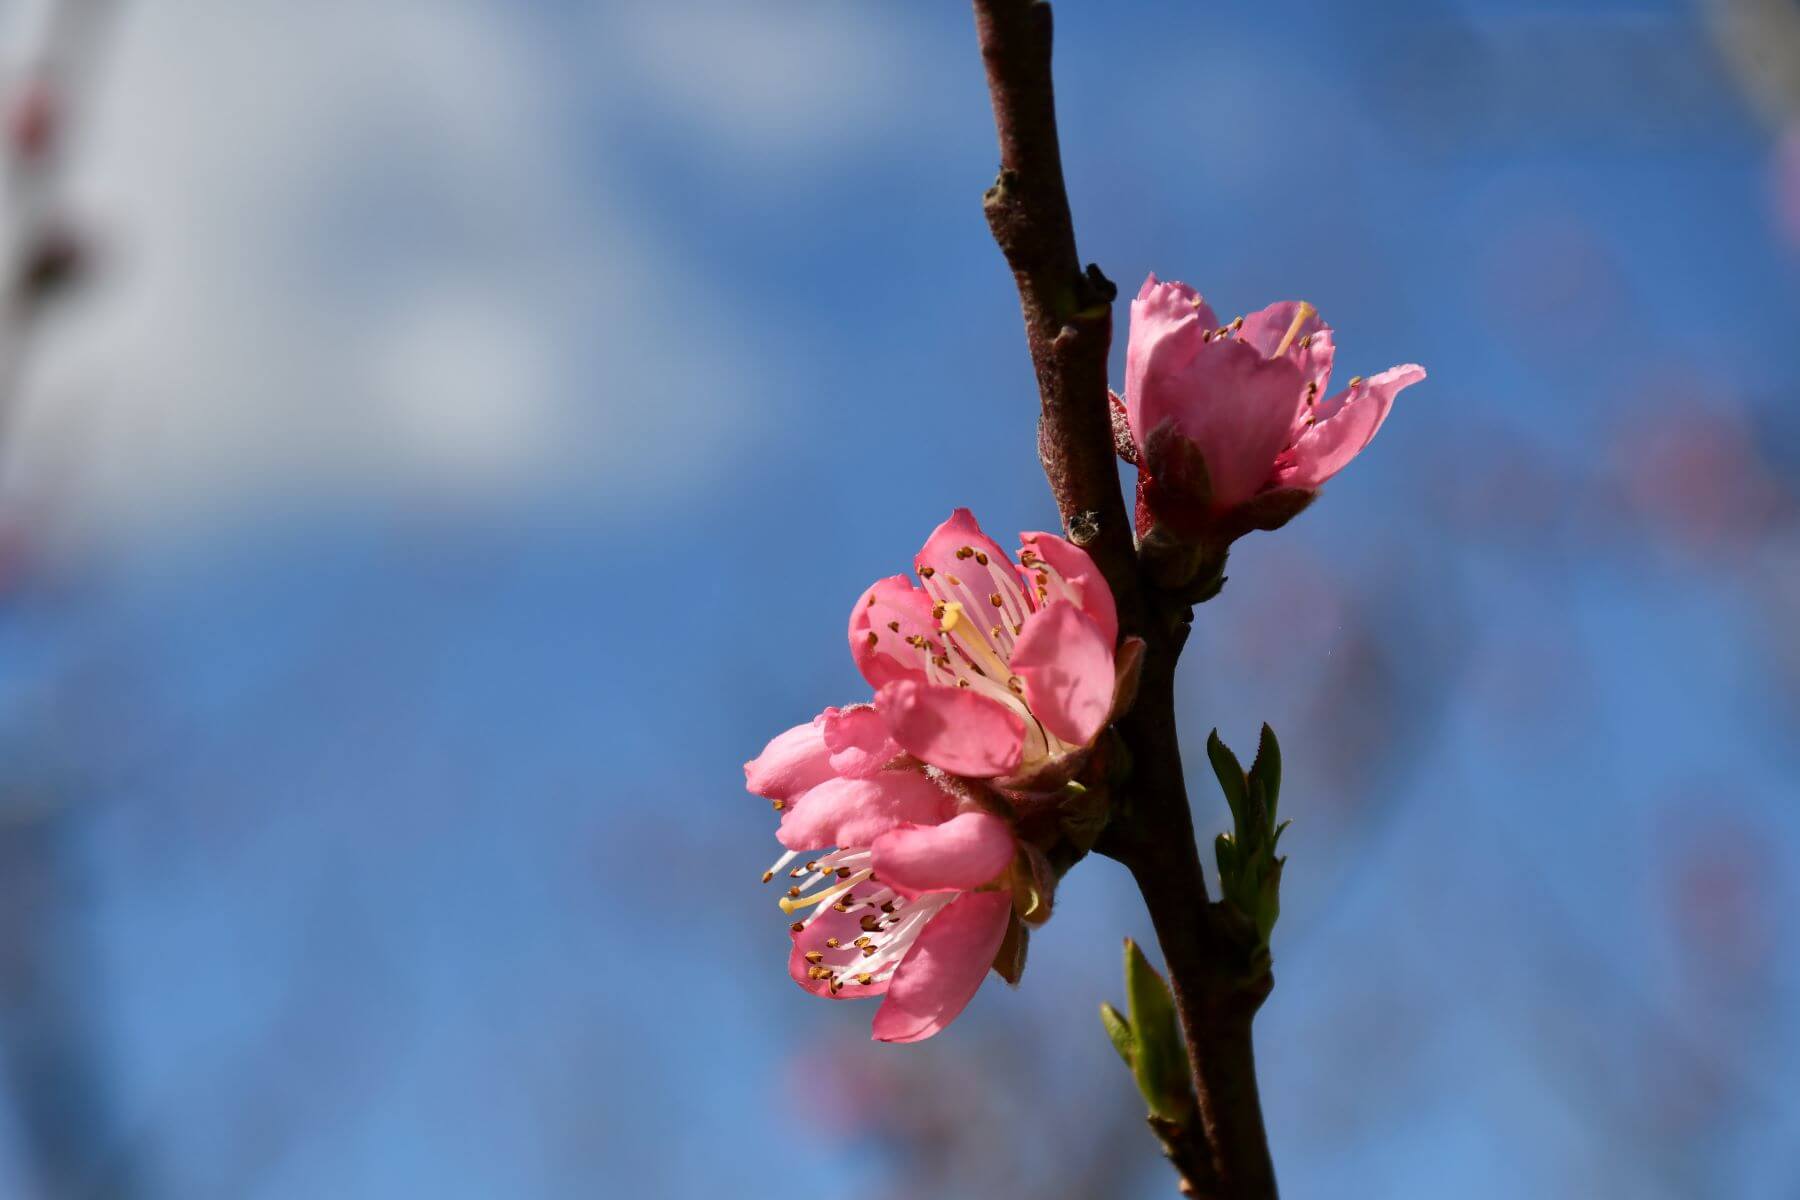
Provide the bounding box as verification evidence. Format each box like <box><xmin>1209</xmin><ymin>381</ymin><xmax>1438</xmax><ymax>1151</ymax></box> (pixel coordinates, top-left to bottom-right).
<box><xmin>764</xmin><ymin>844</ymin><xmax>956</xmax><ymax>993</ymax></box>
<box><xmin>876</xmin><ymin>543</ymin><xmax>1106</xmax><ymax>767</ymax></box>
<box><xmin>936</xmin><ymin>600</ymin><xmax>1013</xmax><ymax>681</ymax></box>
<box><xmin>914</xmin><ymin>559</ymin><xmax>1047</xmax><ymax>753</ymax></box>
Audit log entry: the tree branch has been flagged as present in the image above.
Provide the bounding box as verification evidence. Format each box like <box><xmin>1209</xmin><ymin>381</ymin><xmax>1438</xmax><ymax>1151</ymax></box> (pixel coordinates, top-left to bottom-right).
<box><xmin>969</xmin><ymin>3</ymin><xmax>1278</xmax><ymax>1196</ymax></box>
<box><xmin>970</xmin><ymin>0</ymin><xmax>1137</xmax><ymax>635</ymax></box>
<box><xmin>1110</xmin><ymin>607</ymin><xmax>1278</xmax><ymax>1199</ymax></box>
<box><xmin>0</xmin><ymin>0</ymin><xmax>115</xmax><ymax>454</ymax></box>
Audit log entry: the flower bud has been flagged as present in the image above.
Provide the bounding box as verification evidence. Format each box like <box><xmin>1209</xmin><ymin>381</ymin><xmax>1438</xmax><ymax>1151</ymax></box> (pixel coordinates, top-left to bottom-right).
<box><xmin>1119</xmin><ymin>938</ymin><xmax>1195</xmax><ymax>1123</ymax></box>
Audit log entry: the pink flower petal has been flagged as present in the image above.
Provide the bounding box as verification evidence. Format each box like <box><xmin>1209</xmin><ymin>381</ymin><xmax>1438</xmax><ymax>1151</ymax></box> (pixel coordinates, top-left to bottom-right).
<box><xmin>1125</xmin><ymin>275</ymin><xmax>1216</xmax><ymax>461</ymax></box>
<box><xmin>1151</xmin><ymin>338</ymin><xmax>1308</xmax><ymax>510</ymax></box>
<box><xmin>1237</xmin><ymin>302</ymin><xmax>1336</xmax><ymax>406</ymax></box>
<box><xmin>777</xmin><ymin>771</ymin><xmax>954</xmax><ymax>852</ymax></box>
<box><xmin>789</xmin><ymin>905</ymin><xmax>889</xmax><ymax>998</ymax></box>
<box><xmin>1018</xmin><ymin>531</ymin><xmax>1117</xmax><ymax>646</ymax></box>
<box><xmin>1009</xmin><ymin>600</ymin><xmax>1116</xmax><ymax>747</ymax></box>
<box><xmin>915</xmin><ymin>508</ymin><xmax>1013</xmax><ymax>584</ymax></box>
<box><xmin>912</xmin><ymin>509</ymin><xmax>1041</xmax><ymax>641</ymax></box>
<box><xmin>1237</xmin><ymin>300</ymin><xmax>1325</xmax><ymax>357</ymax></box>
<box><xmin>821</xmin><ymin>705</ymin><xmax>902</xmax><ymax>779</ymax></box>
<box><xmin>1294</xmin><ymin>328</ymin><xmax>1336</xmax><ymax>400</ymax></box>
<box><xmin>744</xmin><ymin>716</ymin><xmax>834</xmax><ymax>802</ymax></box>
<box><xmin>850</xmin><ymin>575</ymin><xmax>938</xmax><ymax>690</ymax></box>
<box><xmin>871</xmin><ymin>890</ymin><xmax>1013</xmax><ymax>1043</ymax></box>
<box><xmin>871</xmin><ymin>811</ymin><xmax>1016</xmax><ymax>899</ymax></box>
<box><xmin>1282</xmin><ymin>363</ymin><xmax>1425</xmax><ymax>491</ymax></box>
<box><xmin>875</xmin><ymin>679</ymin><xmax>1026</xmax><ymax>779</ymax></box>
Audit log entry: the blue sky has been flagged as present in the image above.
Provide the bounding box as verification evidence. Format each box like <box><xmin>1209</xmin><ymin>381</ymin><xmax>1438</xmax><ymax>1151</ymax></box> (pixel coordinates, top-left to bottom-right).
<box><xmin>0</xmin><ymin>1</ymin><xmax>1797</xmax><ymax>1197</ymax></box>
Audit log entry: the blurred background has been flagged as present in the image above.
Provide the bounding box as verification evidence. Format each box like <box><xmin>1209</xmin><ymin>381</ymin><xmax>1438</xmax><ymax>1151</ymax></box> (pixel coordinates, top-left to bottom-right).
<box><xmin>0</xmin><ymin>0</ymin><xmax>1794</xmax><ymax>1196</ymax></box>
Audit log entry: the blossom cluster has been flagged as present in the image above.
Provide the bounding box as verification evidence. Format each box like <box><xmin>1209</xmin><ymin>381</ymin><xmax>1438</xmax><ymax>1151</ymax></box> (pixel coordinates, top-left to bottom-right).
<box><xmin>745</xmin><ymin>276</ymin><xmax>1422</xmax><ymax>1041</ymax></box>
<box><xmin>746</xmin><ymin>509</ymin><xmax>1132</xmax><ymax>1041</ymax></box>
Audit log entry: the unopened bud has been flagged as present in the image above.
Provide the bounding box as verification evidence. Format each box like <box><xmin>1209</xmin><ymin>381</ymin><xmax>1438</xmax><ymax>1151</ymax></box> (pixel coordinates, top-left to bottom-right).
<box><xmin>1121</xmin><ymin>939</ymin><xmax>1195</xmax><ymax>1123</ymax></box>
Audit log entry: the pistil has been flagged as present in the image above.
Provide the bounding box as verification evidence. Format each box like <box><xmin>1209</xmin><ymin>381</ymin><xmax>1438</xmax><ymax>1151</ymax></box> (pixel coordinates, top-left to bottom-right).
<box><xmin>779</xmin><ymin>868</ymin><xmax>873</xmax><ymax>915</ymax></box>
<box><xmin>1271</xmin><ymin>302</ymin><xmax>1316</xmax><ymax>359</ymax></box>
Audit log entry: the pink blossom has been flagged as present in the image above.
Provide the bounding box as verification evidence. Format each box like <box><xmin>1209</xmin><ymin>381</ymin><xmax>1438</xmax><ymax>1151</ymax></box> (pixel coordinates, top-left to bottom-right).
<box><xmin>740</xmin><ymin>510</ymin><xmax>1132</xmax><ymax>1040</ymax></box>
<box><xmin>851</xmin><ymin>508</ymin><xmax>1135</xmax><ymax>791</ymax></box>
<box><xmin>745</xmin><ymin>716</ymin><xmax>1017</xmax><ymax>1043</ymax></box>
<box><xmin>1122</xmin><ymin>274</ymin><xmax>1425</xmax><ymax>538</ymax></box>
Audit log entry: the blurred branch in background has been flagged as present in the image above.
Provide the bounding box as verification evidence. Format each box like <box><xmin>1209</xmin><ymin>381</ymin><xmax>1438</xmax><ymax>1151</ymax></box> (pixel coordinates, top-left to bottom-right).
<box><xmin>1705</xmin><ymin>0</ymin><xmax>1800</xmax><ymax>131</ymax></box>
<box><xmin>0</xmin><ymin>0</ymin><xmax>109</xmax><ymax>446</ymax></box>
<box><xmin>0</xmin><ymin>3</ymin><xmax>135</xmax><ymax>1199</ymax></box>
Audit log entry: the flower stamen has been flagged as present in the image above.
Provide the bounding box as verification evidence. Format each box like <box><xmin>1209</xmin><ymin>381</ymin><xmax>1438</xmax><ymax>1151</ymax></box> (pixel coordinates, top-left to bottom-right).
<box><xmin>761</xmin><ymin>847</ymin><xmax>800</xmax><ymax>883</ymax></box>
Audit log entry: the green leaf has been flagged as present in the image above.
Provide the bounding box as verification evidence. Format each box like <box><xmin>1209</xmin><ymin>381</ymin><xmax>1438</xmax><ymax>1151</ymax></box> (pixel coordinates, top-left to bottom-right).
<box><xmin>1099</xmin><ymin>1002</ymin><xmax>1135</xmax><ymax>1067</ymax></box>
<box><xmin>1123</xmin><ymin>939</ymin><xmax>1195</xmax><ymax>1123</ymax></box>
<box><xmin>1214</xmin><ymin>831</ymin><xmax>1238</xmax><ymax>880</ymax></box>
<box><xmin>1205</xmin><ymin>730</ymin><xmax>1248</xmax><ymax>828</ymax></box>
<box><xmin>1257</xmin><ymin>856</ymin><xmax>1287</xmax><ymax>943</ymax></box>
<box><xmin>1211</xmin><ymin>727</ymin><xmax>1292</xmax><ymax>960</ymax></box>
<box><xmin>1249</xmin><ymin>723</ymin><xmax>1282</xmax><ymax>823</ymax></box>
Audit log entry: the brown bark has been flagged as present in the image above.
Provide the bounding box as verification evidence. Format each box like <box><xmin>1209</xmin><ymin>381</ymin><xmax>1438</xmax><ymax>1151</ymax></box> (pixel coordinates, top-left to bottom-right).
<box><xmin>971</xmin><ymin>0</ymin><xmax>1138</xmax><ymax>636</ymax></box>
<box><xmin>969</xmin><ymin>3</ymin><xmax>1278</xmax><ymax>1196</ymax></box>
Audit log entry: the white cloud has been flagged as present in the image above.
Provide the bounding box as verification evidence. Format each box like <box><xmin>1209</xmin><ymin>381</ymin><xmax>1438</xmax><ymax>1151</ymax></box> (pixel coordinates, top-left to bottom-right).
<box><xmin>597</xmin><ymin>1</ymin><xmax>921</xmax><ymax>160</ymax></box>
<box><xmin>372</xmin><ymin>284</ymin><xmax>556</xmax><ymax>492</ymax></box>
<box><xmin>3</xmin><ymin>0</ymin><xmax>756</xmax><ymax>541</ymax></box>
